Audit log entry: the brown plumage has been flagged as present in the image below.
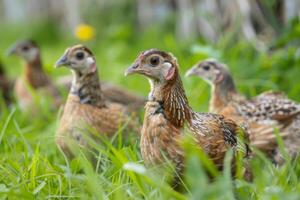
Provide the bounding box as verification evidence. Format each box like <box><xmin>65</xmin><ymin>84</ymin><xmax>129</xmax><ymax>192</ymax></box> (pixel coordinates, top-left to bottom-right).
<box><xmin>100</xmin><ymin>82</ymin><xmax>146</xmax><ymax>111</ymax></box>
<box><xmin>55</xmin><ymin>45</ymin><xmax>139</xmax><ymax>158</ymax></box>
<box><xmin>125</xmin><ymin>49</ymin><xmax>249</xmax><ymax>183</ymax></box>
<box><xmin>7</xmin><ymin>40</ymin><xmax>62</xmax><ymax>110</ymax></box>
<box><xmin>185</xmin><ymin>59</ymin><xmax>300</xmax><ymax>162</ymax></box>
<box><xmin>56</xmin><ymin>74</ymin><xmax>146</xmax><ymax>112</ymax></box>
<box><xmin>0</xmin><ymin>61</ymin><xmax>13</xmax><ymax>106</ymax></box>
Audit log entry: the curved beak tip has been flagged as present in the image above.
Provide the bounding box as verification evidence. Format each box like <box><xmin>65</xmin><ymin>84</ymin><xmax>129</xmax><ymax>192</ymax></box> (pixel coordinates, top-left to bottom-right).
<box><xmin>6</xmin><ymin>48</ymin><xmax>16</xmax><ymax>56</ymax></box>
<box><xmin>185</xmin><ymin>70</ymin><xmax>193</xmax><ymax>77</ymax></box>
<box><xmin>124</xmin><ymin>68</ymin><xmax>132</xmax><ymax>76</ymax></box>
<box><xmin>54</xmin><ymin>61</ymin><xmax>62</xmax><ymax>68</ymax></box>
<box><xmin>54</xmin><ymin>63</ymin><xmax>61</xmax><ymax>68</ymax></box>
<box><xmin>124</xmin><ymin>63</ymin><xmax>138</xmax><ymax>77</ymax></box>
<box><xmin>55</xmin><ymin>55</ymin><xmax>68</xmax><ymax>68</ymax></box>
<box><xmin>185</xmin><ymin>66</ymin><xmax>198</xmax><ymax>77</ymax></box>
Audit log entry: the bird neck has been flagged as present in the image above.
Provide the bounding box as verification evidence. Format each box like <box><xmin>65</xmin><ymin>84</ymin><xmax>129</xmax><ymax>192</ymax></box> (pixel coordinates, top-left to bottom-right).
<box><xmin>210</xmin><ymin>73</ymin><xmax>237</xmax><ymax>112</ymax></box>
<box><xmin>23</xmin><ymin>55</ymin><xmax>49</xmax><ymax>88</ymax></box>
<box><xmin>148</xmin><ymin>71</ymin><xmax>191</xmax><ymax>127</ymax></box>
<box><xmin>70</xmin><ymin>69</ymin><xmax>106</xmax><ymax>108</ymax></box>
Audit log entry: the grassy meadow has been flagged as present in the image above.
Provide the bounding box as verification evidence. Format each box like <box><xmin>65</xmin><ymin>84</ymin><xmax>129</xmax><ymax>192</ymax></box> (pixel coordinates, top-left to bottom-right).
<box><xmin>0</xmin><ymin>16</ymin><xmax>300</xmax><ymax>199</ymax></box>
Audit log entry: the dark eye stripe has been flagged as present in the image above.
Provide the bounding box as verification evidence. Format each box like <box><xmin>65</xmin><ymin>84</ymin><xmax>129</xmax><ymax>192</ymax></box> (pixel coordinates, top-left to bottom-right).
<box><xmin>76</xmin><ymin>52</ymin><xmax>84</xmax><ymax>60</ymax></box>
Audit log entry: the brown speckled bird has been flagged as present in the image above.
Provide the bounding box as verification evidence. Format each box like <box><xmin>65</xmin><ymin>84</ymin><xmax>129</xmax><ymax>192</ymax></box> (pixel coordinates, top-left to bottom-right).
<box><xmin>185</xmin><ymin>59</ymin><xmax>300</xmax><ymax>163</ymax></box>
<box><xmin>0</xmin><ymin>61</ymin><xmax>13</xmax><ymax>106</ymax></box>
<box><xmin>56</xmin><ymin>76</ymin><xmax>146</xmax><ymax>112</ymax></box>
<box><xmin>55</xmin><ymin>45</ymin><xmax>139</xmax><ymax>158</ymax></box>
<box><xmin>125</xmin><ymin>50</ymin><xmax>249</xmax><ymax>182</ymax></box>
<box><xmin>7</xmin><ymin>40</ymin><xmax>62</xmax><ymax>110</ymax></box>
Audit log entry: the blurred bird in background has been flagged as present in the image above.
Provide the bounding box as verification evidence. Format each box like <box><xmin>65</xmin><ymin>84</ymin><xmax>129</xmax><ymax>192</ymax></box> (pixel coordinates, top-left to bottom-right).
<box><xmin>7</xmin><ymin>40</ymin><xmax>62</xmax><ymax>111</ymax></box>
<box><xmin>186</xmin><ymin>59</ymin><xmax>300</xmax><ymax>164</ymax></box>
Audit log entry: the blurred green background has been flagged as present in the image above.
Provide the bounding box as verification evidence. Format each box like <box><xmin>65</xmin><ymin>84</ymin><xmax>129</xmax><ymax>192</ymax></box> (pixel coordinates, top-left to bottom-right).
<box><xmin>1</xmin><ymin>0</ymin><xmax>299</xmax><ymax>111</ymax></box>
<box><xmin>0</xmin><ymin>0</ymin><xmax>300</xmax><ymax>199</ymax></box>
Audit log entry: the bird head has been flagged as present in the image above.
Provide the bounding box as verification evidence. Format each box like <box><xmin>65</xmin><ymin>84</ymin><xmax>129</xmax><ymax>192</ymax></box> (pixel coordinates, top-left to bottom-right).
<box><xmin>7</xmin><ymin>40</ymin><xmax>39</xmax><ymax>62</ymax></box>
<box><xmin>185</xmin><ymin>59</ymin><xmax>229</xmax><ymax>84</ymax></box>
<box><xmin>125</xmin><ymin>49</ymin><xmax>178</xmax><ymax>83</ymax></box>
<box><xmin>55</xmin><ymin>45</ymin><xmax>97</xmax><ymax>75</ymax></box>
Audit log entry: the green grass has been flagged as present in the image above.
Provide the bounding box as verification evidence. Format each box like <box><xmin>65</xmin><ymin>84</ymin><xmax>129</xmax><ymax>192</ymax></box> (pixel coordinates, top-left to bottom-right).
<box><xmin>0</xmin><ymin>19</ymin><xmax>300</xmax><ymax>199</ymax></box>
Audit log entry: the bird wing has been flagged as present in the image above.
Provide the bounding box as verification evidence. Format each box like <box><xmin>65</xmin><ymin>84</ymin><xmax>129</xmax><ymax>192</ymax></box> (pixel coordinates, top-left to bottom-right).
<box><xmin>102</xmin><ymin>102</ymin><xmax>141</xmax><ymax>134</ymax></box>
<box><xmin>190</xmin><ymin>112</ymin><xmax>238</xmax><ymax>145</ymax></box>
<box><xmin>58</xmin><ymin>95</ymin><xmax>140</xmax><ymax>145</ymax></box>
<box><xmin>236</xmin><ymin>91</ymin><xmax>300</xmax><ymax>123</ymax></box>
<box><xmin>218</xmin><ymin>102</ymin><xmax>288</xmax><ymax>152</ymax></box>
<box><xmin>101</xmin><ymin>82</ymin><xmax>146</xmax><ymax>112</ymax></box>
<box><xmin>188</xmin><ymin>112</ymin><xmax>246</xmax><ymax>168</ymax></box>
<box><xmin>247</xmin><ymin>121</ymin><xmax>288</xmax><ymax>151</ymax></box>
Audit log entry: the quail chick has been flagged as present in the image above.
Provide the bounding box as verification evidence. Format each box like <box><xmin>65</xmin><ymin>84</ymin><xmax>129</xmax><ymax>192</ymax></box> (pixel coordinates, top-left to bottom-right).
<box><xmin>125</xmin><ymin>49</ymin><xmax>249</xmax><ymax>185</ymax></box>
<box><xmin>7</xmin><ymin>40</ymin><xmax>62</xmax><ymax>110</ymax></box>
<box><xmin>55</xmin><ymin>45</ymin><xmax>139</xmax><ymax>158</ymax></box>
<box><xmin>185</xmin><ymin>59</ymin><xmax>300</xmax><ymax>162</ymax></box>
<box><xmin>56</xmin><ymin>74</ymin><xmax>146</xmax><ymax>112</ymax></box>
<box><xmin>0</xmin><ymin>61</ymin><xmax>13</xmax><ymax>106</ymax></box>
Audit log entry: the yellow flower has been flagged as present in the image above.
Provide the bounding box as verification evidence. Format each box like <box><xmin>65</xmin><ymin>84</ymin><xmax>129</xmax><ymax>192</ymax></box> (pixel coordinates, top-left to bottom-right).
<box><xmin>74</xmin><ymin>24</ymin><xmax>95</xmax><ymax>41</ymax></box>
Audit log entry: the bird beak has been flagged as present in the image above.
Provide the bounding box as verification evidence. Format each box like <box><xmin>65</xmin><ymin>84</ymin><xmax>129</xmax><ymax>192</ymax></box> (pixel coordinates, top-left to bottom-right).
<box><xmin>124</xmin><ymin>62</ymin><xmax>139</xmax><ymax>76</ymax></box>
<box><xmin>185</xmin><ymin>66</ymin><xmax>197</xmax><ymax>77</ymax></box>
<box><xmin>6</xmin><ymin>45</ymin><xmax>17</xmax><ymax>56</ymax></box>
<box><xmin>55</xmin><ymin>53</ymin><xmax>69</xmax><ymax>68</ymax></box>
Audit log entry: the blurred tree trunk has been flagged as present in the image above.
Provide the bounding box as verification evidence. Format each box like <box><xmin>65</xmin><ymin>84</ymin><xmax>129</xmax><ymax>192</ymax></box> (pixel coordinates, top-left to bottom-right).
<box><xmin>62</xmin><ymin>0</ymin><xmax>81</xmax><ymax>29</ymax></box>
<box><xmin>1</xmin><ymin>0</ymin><xmax>81</xmax><ymax>29</ymax></box>
<box><xmin>284</xmin><ymin>0</ymin><xmax>300</xmax><ymax>23</ymax></box>
<box><xmin>137</xmin><ymin>0</ymin><xmax>171</xmax><ymax>30</ymax></box>
<box><xmin>2</xmin><ymin>0</ymin><xmax>26</xmax><ymax>23</ymax></box>
<box><xmin>1</xmin><ymin>0</ymin><xmax>299</xmax><ymax>44</ymax></box>
<box><xmin>175</xmin><ymin>0</ymin><xmax>196</xmax><ymax>40</ymax></box>
<box><xmin>137</xmin><ymin>0</ymin><xmax>153</xmax><ymax>30</ymax></box>
<box><xmin>193</xmin><ymin>0</ymin><xmax>220</xmax><ymax>43</ymax></box>
<box><xmin>27</xmin><ymin>0</ymin><xmax>45</xmax><ymax>18</ymax></box>
<box><xmin>236</xmin><ymin>0</ymin><xmax>256</xmax><ymax>41</ymax></box>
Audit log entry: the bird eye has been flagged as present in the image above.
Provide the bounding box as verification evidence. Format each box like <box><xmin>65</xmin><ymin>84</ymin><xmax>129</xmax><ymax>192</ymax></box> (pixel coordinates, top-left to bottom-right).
<box><xmin>203</xmin><ymin>65</ymin><xmax>210</xmax><ymax>71</ymax></box>
<box><xmin>22</xmin><ymin>46</ymin><xmax>29</xmax><ymax>51</ymax></box>
<box><xmin>76</xmin><ymin>52</ymin><xmax>84</xmax><ymax>60</ymax></box>
<box><xmin>149</xmin><ymin>56</ymin><xmax>160</xmax><ymax>66</ymax></box>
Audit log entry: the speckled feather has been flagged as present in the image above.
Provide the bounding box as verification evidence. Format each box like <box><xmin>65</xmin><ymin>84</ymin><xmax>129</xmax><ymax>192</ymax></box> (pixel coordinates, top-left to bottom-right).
<box><xmin>134</xmin><ymin>50</ymin><xmax>249</xmax><ymax>176</ymax></box>
<box><xmin>238</xmin><ymin>91</ymin><xmax>300</xmax><ymax>123</ymax></box>
<box><xmin>190</xmin><ymin>60</ymin><xmax>300</xmax><ymax>157</ymax></box>
<box><xmin>214</xmin><ymin>82</ymin><xmax>300</xmax><ymax>153</ymax></box>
